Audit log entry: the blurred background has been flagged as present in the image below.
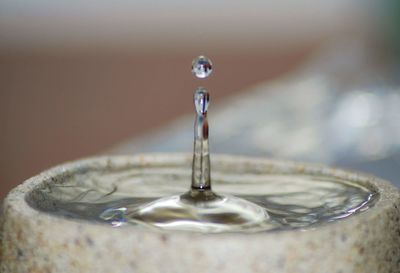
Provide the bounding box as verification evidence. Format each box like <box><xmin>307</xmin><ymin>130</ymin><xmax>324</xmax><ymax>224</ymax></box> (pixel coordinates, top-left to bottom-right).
<box><xmin>1</xmin><ymin>1</ymin><xmax>399</xmax><ymax>198</ymax></box>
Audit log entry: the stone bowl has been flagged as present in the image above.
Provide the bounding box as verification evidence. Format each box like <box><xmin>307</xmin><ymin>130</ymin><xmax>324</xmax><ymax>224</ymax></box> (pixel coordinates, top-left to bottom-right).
<box><xmin>1</xmin><ymin>154</ymin><xmax>399</xmax><ymax>273</ymax></box>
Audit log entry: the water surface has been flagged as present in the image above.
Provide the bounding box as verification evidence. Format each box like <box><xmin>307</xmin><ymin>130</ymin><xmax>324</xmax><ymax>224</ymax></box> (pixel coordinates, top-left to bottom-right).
<box><xmin>27</xmin><ymin>166</ymin><xmax>378</xmax><ymax>233</ymax></box>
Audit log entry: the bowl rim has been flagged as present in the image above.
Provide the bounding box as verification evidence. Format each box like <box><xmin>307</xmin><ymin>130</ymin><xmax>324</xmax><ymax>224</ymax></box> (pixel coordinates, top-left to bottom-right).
<box><xmin>3</xmin><ymin>153</ymin><xmax>399</xmax><ymax>238</ymax></box>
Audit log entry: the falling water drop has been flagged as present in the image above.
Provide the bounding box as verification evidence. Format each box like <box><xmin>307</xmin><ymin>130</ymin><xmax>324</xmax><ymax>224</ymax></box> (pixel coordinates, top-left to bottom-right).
<box><xmin>192</xmin><ymin>56</ymin><xmax>213</xmax><ymax>79</ymax></box>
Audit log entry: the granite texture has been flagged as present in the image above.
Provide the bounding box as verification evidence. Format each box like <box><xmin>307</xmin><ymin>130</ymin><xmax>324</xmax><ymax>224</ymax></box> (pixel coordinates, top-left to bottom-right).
<box><xmin>1</xmin><ymin>154</ymin><xmax>400</xmax><ymax>273</ymax></box>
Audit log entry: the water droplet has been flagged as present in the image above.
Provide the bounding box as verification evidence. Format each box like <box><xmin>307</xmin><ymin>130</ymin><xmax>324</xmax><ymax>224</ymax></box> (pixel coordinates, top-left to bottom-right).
<box><xmin>192</xmin><ymin>56</ymin><xmax>213</xmax><ymax>79</ymax></box>
<box><xmin>194</xmin><ymin>87</ymin><xmax>210</xmax><ymax>115</ymax></box>
<box><xmin>99</xmin><ymin>207</ymin><xmax>127</xmax><ymax>227</ymax></box>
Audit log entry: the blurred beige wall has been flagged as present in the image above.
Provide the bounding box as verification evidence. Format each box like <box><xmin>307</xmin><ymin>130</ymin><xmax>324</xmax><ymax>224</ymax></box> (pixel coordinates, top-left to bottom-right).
<box><xmin>0</xmin><ymin>1</ymin><xmax>366</xmax><ymax>51</ymax></box>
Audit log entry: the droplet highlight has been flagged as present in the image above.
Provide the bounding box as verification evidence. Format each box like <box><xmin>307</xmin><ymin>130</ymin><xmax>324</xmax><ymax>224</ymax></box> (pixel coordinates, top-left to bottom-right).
<box><xmin>192</xmin><ymin>56</ymin><xmax>213</xmax><ymax>79</ymax></box>
<box><xmin>194</xmin><ymin>87</ymin><xmax>210</xmax><ymax>115</ymax></box>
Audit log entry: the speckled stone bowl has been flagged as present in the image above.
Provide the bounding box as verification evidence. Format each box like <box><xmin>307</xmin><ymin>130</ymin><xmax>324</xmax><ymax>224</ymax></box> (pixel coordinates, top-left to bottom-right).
<box><xmin>1</xmin><ymin>154</ymin><xmax>400</xmax><ymax>273</ymax></box>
